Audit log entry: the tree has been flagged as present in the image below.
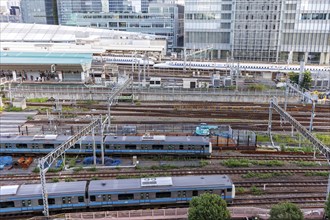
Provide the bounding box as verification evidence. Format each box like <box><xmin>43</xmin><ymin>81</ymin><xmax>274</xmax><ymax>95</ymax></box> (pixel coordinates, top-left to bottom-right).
<box><xmin>188</xmin><ymin>193</ymin><xmax>230</xmax><ymax>220</ymax></box>
<box><xmin>269</xmin><ymin>202</ymin><xmax>303</xmax><ymax>220</ymax></box>
<box><xmin>288</xmin><ymin>71</ymin><xmax>312</xmax><ymax>90</ymax></box>
<box><xmin>325</xmin><ymin>193</ymin><xmax>330</xmax><ymax>219</ymax></box>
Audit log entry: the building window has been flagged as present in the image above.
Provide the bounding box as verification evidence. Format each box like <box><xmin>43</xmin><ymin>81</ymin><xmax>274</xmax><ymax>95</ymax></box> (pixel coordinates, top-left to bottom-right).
<box><xmin>109</xmin><ymin>22</ymin><xmax>117</xmax><ymax>27</ymax></box>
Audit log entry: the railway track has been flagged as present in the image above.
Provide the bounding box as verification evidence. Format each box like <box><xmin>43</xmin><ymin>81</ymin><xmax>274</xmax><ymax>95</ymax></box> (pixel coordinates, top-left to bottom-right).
<box><xmin>26</xmin><ymin>101</ymin><xmax>330</xmax><ymax>132</ymax></box>
<box><xmin>2</xmin><ymin>168</ymin><xmax>329</xmax><ymax>182</ymax></box>
<box><xmin>233</xmin><ymin>195</ymin><xmax>326</xmax><ymax>206</ymax></box>
<box><xmin>235</xmin><ymin>180</ymin><xmax>328</xmax><ymax>188</ymax></box>
<box><xmin>27</xmin><ymin>118</ymin><xmax>330</xmax><ymax>132</ymax></box>
<box><xmin>211</xmin><ymin>155</ymin><xmax>327</xmax><ymax>162</ymax></box>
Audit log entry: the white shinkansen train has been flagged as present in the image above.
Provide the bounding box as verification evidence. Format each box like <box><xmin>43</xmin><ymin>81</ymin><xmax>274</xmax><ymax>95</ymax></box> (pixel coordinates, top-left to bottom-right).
<box><xmin>92</xmin><ymin>56</ymin><xmax>155</xmax><ymax>65</ymax></box>
<box><xmin>153</xmin><ymin>61</ymin><xmax>330</xmax><ymax>74</ymax></box>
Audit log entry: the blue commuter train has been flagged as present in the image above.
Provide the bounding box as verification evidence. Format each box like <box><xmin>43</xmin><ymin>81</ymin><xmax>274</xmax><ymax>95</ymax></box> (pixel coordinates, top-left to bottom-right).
<box><xmin>0</xmin><ymin>175</ymin><xmax>235</xmax><ymax>216</ymax></box>
<box><xmin>0</xmin><ymin>134</ymin><xmax>212</xmax><ymax>157</ymax></box>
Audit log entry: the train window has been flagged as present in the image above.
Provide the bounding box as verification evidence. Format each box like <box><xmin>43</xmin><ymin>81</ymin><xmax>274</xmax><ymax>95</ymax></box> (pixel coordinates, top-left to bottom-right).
<box><xmin>152</xmin><ymin>145</ymin><xmax>163</xmax><ymax>150</ymax></box>
<box><xmin>38</xmin><ymin>199</ymin><xmax>43</xmax><ymax>205</ymax></box>
<box><xmin>90</xmin><ymin>196</ymin><xmax>96</xmax><ymax>202</ymax></box>
<box><xmin>78</xmin><ymin>196</ymin><xmax>84</xmax><ymax>203</ymax></box>
<box><xmin>118</xmin><ymin>194</ymin><xmax>134</xmax><ymax>200</ymax></box>
<box><xmin>108</xmin><ymin>195</ymin><xmax>111</xmax><ymax>201</ymax></box>
<box><xmin>193</xmin><ymin>190</ymin><xmax>198</xmax><ymax>196</ymax></box>
<box><xmin>97</xmin><ymin>145</ymin><xmax>101</xmax><ymax>149</ymax></box>
<box><xmin>17</xmin><ymin>144</ymin><xmax>28</xmax><ymax>148</ymax></box>
<box><xmin>125</xmin><ymin>145</ymin><xmax>137</xmax><ymax>150</ymax></box>
<box><xmin>44</xmin><ymin>144</ymin><xmax>54</xmax><ymax>149</ymax></box>
<box><xmin>179</xmin><ymin>145</ymin><xmax>184</xmax><ymax>150</ymax></box>
<box><xmin>0</xmin><ymin>201</ymin><xmax>15</xmax><ymax>208</ymax></box>
<box><xmin>209</xmin><ymin>190</ymin><xmax>213</xmax><ymax>194</ymax></box>
<box><xmin>68</xmin><ymin>198</ymin><xmax>71</xmax><ymax>204</ymax></box>
<box><xmin>146</xmin><ymin>193</ymin><xmax>149</xmax><ymax>199</ymax></box>
<box><xmin>227</xmin><ymin>188</ymin><xmax>232</xmax><ymax>192</ymax></box>
<box><xmin>5</xmin><ymin>144</ymin><xmax>11</xmax><ymax>148</ymax></box>
<box><xmin>74</xmin><ymin>144</ymin><xmax>80</xmax><ymax>149</ymax></box>
<box><xmin>156</xmin><ymin>192</ymin><xmax>171</xmax><ymax>198</ymax></box>
<box><xmin>105</xmin><ymin>144</ymin><xmax>110</xmax><ymax>149</ymax></box>
<box><xmin>22</xmin><ymin>201</ymin><xmax>26</xmax><ymax>207</ymax></box>
<box><xmin>48</xmin><ymin>198</ymin><xmax>55</xmax><ymax>205</ymax></box>
<box><xmin>28</xmin><ymin>200</ymin><xmax>32</xmax><ymax>206</ymax></box>
<box><xmin>140</xmin><ymin>193</ymin><xmax>144</xmax><ymax>199</ymax></box>
<box><xmin>103</xmin><ymin>195</ymin><xmax>106</xmax><ymax>201</ymax></box>
<box><xmin>178</xmin><ymin>191</ymin><xmax>181</xmax><ymax>197</ymax></box>
<box><xmin>183</xmin><ymin>191</ymin><xmax>186</xmax><ymax>198</ymax></box>
<box><xmin>62</xmin><ymin>197</ymin><xmax>66</xmax><ymax>204</ymax></box>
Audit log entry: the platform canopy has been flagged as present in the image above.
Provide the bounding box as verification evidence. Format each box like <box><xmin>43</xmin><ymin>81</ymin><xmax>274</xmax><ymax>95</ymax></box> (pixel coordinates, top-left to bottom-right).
<box><xmin>0</xmin><ymin>51</ymin><xmax>92</xmax><ymax>72</ymax></box>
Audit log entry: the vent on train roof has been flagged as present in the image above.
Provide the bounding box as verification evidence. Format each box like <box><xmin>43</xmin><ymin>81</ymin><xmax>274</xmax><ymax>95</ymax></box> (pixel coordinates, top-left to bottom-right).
<box><xmin>141</xmin><ymin>177</ymin><xmax>173</xmax><ymax>187</ymax></box>
<box><xmin>33</xmin><ymin>135</ymin><xmax>58</xmax><ymax>140</ymax></box>
<box><xmin>141</xmin><ymin>135</ymin><xmax>165</xmax><ymax>141</ymax></box>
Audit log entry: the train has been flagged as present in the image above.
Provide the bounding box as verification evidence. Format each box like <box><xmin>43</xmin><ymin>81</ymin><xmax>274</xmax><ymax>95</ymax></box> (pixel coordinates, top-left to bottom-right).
<box><xmin>0</xmin><ymin>134</ymin><xmax>212</xmax><ymax>157</ymax></box>
<box><xmin>153</xmin><ymin>61</ymin><xmax>329</xmax><ymax>74</ymax></box>
<box><xmin>0</xmin><ymin>175</ymin><xmax>235</xmax><ymax>216</ymax></box>
<box><xmin>92</xmin><ymin>56</ymin><xmax>155</xmax><ymax>66</ymax></box>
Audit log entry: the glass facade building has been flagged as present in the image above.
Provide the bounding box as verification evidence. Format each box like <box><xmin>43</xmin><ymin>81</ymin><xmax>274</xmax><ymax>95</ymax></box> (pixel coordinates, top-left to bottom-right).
<box><xmin>61</xmin><ymin>2</ymin><xmax>183</xmax><ymax>51</ymax></box>
<box><xmin>109</xmin><ymin>0</ymin><xmax>149</xmax><ymax>13</ymax></box>
<box><xmin>184</xmin><ymin>0</ymin><xmax>330</xmax><ymax>64</ymax></box>
<box><xmin>57</xmin><ymin>0</ymin><xmax>103</xmax><ymax>25</ymax></box>
<box><xmin>184</xmin><ymin>0</ymin><xmax>232</xmax><ymax>59</ymax></box>
<box><xmin>21</xmin><ymin>0</ymin><xmax>58</xmax><ymax>24</ymax></box>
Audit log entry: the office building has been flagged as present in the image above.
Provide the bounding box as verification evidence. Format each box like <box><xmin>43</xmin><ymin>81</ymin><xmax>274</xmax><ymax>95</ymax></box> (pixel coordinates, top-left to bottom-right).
<box><xmin>61</xmin><ymin>1</ymin><xmax>183</xmax><ymax>51</ymax></box>
<box><xmin>184</xmin><ymin>0</ymin><xmax>330</xmax><ymax>64</ymax></box>
<box><xmin>21</xmin><ymin>0</ymin><xmax>58</xmax><ymax>24</ymax></box>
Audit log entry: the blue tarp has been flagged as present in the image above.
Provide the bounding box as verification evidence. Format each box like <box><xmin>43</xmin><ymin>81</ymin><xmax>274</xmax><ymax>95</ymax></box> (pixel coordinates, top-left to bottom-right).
<box><xmin>0</xmin><ymin>156</ymin><xmax>13</xmax><ymax>166</ymax></box>
<box><xmin>55</xmin><ymin>159</ymin><xmax>63</xmax><ymax>168</ymax></box>
<box><xmin>83</xmin><ymin>157</ymin><xmax>121</xmax><ymax>166</ymax></box>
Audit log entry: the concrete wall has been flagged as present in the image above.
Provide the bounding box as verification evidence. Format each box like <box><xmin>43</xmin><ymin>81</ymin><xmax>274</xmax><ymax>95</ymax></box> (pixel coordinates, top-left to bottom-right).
<box><xmin>8</xmin><ymin>90</ymin><xmax>300</xmax><ymax>103</ymax></box>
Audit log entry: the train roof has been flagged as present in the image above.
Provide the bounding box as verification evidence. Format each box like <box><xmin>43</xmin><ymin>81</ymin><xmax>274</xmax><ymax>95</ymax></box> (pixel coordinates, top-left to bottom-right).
<box><xmin>89</xmin><ymin>175</ymin><xmax>232</xmax><ymax>193</ymax></box>
<box><xmin>0</xmin><ymin>135</ymin><xmax>71</xmax><ymax>143</ymax></box>
<box><xmin>0</xmin><ymin>181</ymin><xmax>87</xmax><ymax>200</ymax></box>
<box><xmin>104</xmin><ymin>135</ymin><xmax>209</xmax><ymax>144</ymax></box>
<box><xmin>78</xmin><ymin>135</ymin><xmax>103</xmax><ymax>143</ymax></box>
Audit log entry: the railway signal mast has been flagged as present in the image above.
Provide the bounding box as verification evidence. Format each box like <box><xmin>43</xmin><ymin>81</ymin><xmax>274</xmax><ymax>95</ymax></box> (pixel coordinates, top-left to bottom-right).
<box><xmin>268</xmin><ymin>97</ymin><xmax>329</xmax><ymax>163</ymax></box>
<box><xmin>38</xmin><ymin>77</ymin><xmax>132</xmax><ymax>217</ymax></box>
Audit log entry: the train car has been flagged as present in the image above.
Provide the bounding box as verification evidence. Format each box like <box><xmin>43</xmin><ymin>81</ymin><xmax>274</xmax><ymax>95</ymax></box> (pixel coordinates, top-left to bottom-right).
<box><xmin>103</xmin><ymin>135</ymin><xmax>212</xmax><ymax>157</ymax></box>
<box><xmin>153</xmin><ymin>61</ymin><xmax>329</xmax><ymax>74</ymax></box>
<box><xmin>0</xmin><ymin>135</ymin><xmax>71</xmax><ymax>154</ymax></box>
<box><xmin>0</xmin><ymin>135</ymin><xmax>211</xmax><ymax>157</ymax></box>
<box><xmin>92</xmin><ymin>56</ymin><xmax>155</xmax><ymax>66</ymax></box>
<box><xmin>0</xmin><ymin>175</ymin><xmax>235</xmax><ymax>216</ymax></box>
<box><xmin>0</xmin><ymin>181</ymin><xmax>87</xmax><ymax>215</ymax></box>
<box><xmin>88</xmin><ymin>175</ymin><xmax>235</xmax><ymax>208</ymax></box>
